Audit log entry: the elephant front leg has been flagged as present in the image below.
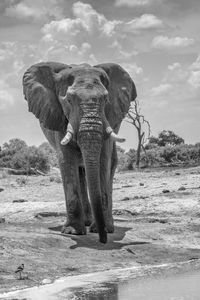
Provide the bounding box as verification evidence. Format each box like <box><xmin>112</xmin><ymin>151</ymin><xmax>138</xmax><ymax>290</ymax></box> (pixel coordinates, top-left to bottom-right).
<box><xmin>58</xmin><ymin>148</ymin><xmax>86</xmax><ymax>235</ymax></box>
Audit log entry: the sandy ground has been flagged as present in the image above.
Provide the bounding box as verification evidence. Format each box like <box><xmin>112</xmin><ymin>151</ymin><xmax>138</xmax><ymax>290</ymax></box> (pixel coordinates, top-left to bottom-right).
<box><xmin>1</xmin><ymin>166</ymin><xmax>200</xmax><ymax>292</ymax></box>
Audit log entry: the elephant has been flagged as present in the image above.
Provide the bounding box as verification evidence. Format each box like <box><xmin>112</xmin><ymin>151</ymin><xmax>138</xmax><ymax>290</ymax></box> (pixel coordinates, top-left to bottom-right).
<box><xmin>23</xmin><ymin>62</ymin><xmax>137</xmax><ymax>243</ymax></box>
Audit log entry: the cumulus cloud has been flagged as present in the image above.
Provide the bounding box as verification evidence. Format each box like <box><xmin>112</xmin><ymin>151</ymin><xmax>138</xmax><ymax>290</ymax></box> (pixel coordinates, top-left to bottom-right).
<box><xmin>152</xmin><ymin>35</ymin><xmax>194</xmax><ymax>49</ymax></box>
<box><xmin>123</xmin><ymin>14</ymin><xmax>163</xmax><ymax>32</ymax></box>
<box><xmin>5</xmin><ymin>0</ymin><xmax>64</xmax><ymax>22</ymax></box>
<box><xmin>39</xmin><ymin>2</ymin><xmax>165</xmax><ymax>64</ymax></box>
<box><xmin>42</xmin><ymin>1</ymin><xmax>120</xmax><ymax>42</ymax></box>
<box><xmin>40</xmin><ymin>1</ymin><xmax>137</xmax><ymax>64</ymax></box>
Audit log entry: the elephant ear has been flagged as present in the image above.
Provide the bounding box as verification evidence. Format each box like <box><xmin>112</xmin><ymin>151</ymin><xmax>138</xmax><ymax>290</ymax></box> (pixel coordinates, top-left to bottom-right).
<box><xmin>95</xmin><ymin>63</ymin><xmax>137</xmax><ymax>130</ymax></box>
<box><xmin>23</xmin><ymin>62</ymin><xmax>69</xmax><ymax>132</ymax></box>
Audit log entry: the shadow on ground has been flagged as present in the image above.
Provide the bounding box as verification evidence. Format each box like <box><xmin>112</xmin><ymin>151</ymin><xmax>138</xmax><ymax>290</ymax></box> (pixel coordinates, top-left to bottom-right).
<box><xmin>48</xmin><ymin>225</ymin><xmax>149</xmax><ymax>250</ymax></box>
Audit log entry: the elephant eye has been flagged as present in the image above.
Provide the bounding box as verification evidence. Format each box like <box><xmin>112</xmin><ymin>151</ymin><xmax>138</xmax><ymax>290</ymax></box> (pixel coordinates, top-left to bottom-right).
<box><xmin>100</xmin><ymin>74</ymin><xmax>109</xmax><ymax>89</ymax></box>
<box><xmin>67</xmin><ymin>96</ymin><xmax>72</xmax><ymax>105</ymax></box>
<box><xmin>68</xmin><ymin>75</ymin><xmax>74</xmax><ymax>86</ymax></box>
<box><xmin>93</xmin><ymin>78</ymin><xmax>99</xmax><ymax>85</ymax></box>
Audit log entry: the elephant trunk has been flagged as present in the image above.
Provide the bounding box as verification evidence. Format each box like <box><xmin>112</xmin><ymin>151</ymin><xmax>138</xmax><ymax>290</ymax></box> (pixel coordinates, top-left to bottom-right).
<box><xmin>78</xmin><ymin>113</ymin><xmax>107</xmax><ymax>243</ymax></box>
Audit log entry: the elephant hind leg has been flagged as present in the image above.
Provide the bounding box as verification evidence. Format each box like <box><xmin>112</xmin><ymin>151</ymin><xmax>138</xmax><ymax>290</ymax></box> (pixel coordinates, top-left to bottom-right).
<box><xmin>79</xmin><ymin>167</ymin><xmax>92</xmax><ymax>226</ymax></box>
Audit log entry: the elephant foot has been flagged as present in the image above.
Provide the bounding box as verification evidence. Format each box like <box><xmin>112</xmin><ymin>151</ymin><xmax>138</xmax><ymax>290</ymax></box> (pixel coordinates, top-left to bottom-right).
<box><xmin>61</xmin><ymin>221</ymin><xmax>86</xmax><ymax>235</ymax></box>
<box><xmin>89</xmin><ymin>221</ymin><xmax>114</xmax><ymax>233</ymax></box>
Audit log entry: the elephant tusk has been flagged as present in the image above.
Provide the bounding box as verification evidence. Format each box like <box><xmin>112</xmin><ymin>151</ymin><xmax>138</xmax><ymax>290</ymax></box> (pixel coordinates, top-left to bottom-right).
<box><xmin>61</xmin><ymin>131</ymin><xmax>72</xmax><ymax>145</ymax></box>
<box><xmin>61</xmin><ymin>123</ymin><xmax>74</xmax><ymax>145</ymax></box>
<box><xmin>110</xmin><ymin>132</ymin><xmax>126</xmax><ymax>143</ymax></box>
<box><xmin>106</xmin><ymin>126</ymin><xmax>126</xmax><ymax>143</ymax></box>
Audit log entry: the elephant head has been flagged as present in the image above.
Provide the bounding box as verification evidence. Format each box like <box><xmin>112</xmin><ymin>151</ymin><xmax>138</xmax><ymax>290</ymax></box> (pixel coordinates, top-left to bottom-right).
<box><xmin>23</xmin><ymin>62</ymin><xmax>137</xmax><ymax>243</ymax></box>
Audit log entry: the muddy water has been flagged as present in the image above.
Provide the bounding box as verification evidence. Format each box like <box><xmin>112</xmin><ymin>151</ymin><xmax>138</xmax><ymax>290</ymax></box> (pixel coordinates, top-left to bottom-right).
<box><xmin>73</xmin><ymin>270</ymin><xmax>200</xmax><ymax>300</ymax></box>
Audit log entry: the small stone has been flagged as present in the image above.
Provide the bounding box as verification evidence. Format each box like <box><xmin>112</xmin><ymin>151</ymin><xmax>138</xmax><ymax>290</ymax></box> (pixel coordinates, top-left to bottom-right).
<box><xmin>175</xmin><ymin>172</ymin><xmax>181</xmax><ymax>175</ymax></box>
<box><xmin>139</xmin><ymin>183</ymin><xmax>144</xmax><ymax>186</ymax></box>
<box><xmin>178</xmin><ymin>186</ymin><xmax>186</xmax><ymax>191</ymax></box>
<box><xmin>42</xmin><ymin>278</ymin><xmax>52</xmax><ymax>284</ymax></box>
<box><xmin>0</xmin><ymin>188</ymin><xmax>4</xmax><ymax>192</ymax></box>
<box><xmin>122</xmin><ymin>197</ymin><xmax>130</xmax><ymax>201</ymax></box>
<box><xmin>13</xmin><ymin>199</ymin><xmax>28</xmax><ymax>203</ymax></box>
<box><xmin>126</xmin><ymin>248</ymin><xmax>136</xmax><ymax>255</ymax></box>
<box><xmin>162</xmin><ymin>189</ymin><xmax>170</xmax><ymax>193</ymax></box>
<box><xmin>0</xmin><ymin>218</ymin><xmax>5</xmax><ymax>223</ymax></box>
<box><xmin>122</xmin><ymin>184</ymin><xmax>133</xmax><ymax>188</ymax></box>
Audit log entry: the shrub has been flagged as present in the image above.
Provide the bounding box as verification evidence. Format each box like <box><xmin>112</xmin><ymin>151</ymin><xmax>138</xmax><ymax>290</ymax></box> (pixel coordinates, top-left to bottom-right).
<box><xmin>11</xmin><ymin>146</ymin><xmax>50</xmax><ymax>173</ymax></box>
<box><xmin>38</xmin><ymin>142</ymin><xmax>58</xmax><ymax>167</ymax></box>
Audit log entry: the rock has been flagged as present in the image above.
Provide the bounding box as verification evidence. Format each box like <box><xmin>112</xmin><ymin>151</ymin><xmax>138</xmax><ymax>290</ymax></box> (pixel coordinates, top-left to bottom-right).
<box><xmin>121</xmin><ymin>197</ymin><xmax>130</xmax><ymax>201</ymax></box>
<box><xmin>35</xmin><ymin>212</ymin><xmax>66</xmax><ymax>218</ymax></box>
<box><xmin>49</xmin><ymin>176</ymin><xmax>62</xmax><ymax>183</ymax></box>
<box><xmin>175</xmin><ymin>172</ymin><xmax>181</xmax><ymax>175</ymax></box>
<box><xmin>178</xmin><ymin>186</ymin><xmax>186</xmax><ymax>191</ymax></box>
<box><xmin>148</xmin><ymin>218</ymin><xmax>168</xmax><ymax>224</ymax></box>
<box><xmin>139</xmin><ymin>183</ymin><xmax>144</xmax><ymax>186</ymax></box>
<box><xmin>0</xmin><ymin>218</ymin><xmax>5</xmax><ymax>223</ymax></box>
<box><xmin>122</xmin><ymin>184</ymin><xmax>133</xmax><ymax>188</ymax></box>
<box><xmin>0</xmin><ymin>188</ymin><xmax>4</xmax><ymax>192</ymax></box>
<box><xmin>126</xmin><ymin>248</ymin><xmax>136</xmax><ymax>255</ymax></box>
<box><xmin>113</xmin><ymin>209</ymin><xmax>139</xmax><ymax>216</ymax></box>
<box><xmin>42</xmin><ymin>278</ymin><xmax>52</xmax><ymax>284</ymax></box>
<box><xmin>13</xmin><ymin>199</ymin><xmax>28</xmax><ymax>203</ymax></box>
<box><xmin>162</xmin><ymin>189</ymin><xmax>170</xmax><ymax>193</ymax></box>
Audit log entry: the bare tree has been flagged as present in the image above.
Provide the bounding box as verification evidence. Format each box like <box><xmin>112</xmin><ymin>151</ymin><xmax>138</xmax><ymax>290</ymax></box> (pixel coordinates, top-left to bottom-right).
<box><xmin>126</xmin><ymin>99</ymin><xmax>151</xmax><ymax>168</ymax></box>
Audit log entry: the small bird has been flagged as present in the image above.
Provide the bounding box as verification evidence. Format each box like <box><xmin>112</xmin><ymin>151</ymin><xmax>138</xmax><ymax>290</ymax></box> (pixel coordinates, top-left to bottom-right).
<box><xmin>15</xmin><ymin>264</ymin><xmax>24</xmax><ymax>280</ymax></box>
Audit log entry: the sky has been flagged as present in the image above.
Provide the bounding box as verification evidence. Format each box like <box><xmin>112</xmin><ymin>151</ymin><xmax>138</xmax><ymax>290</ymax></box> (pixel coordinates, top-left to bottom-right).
<box><xmin>0</xmin><ymin>0</ymin><xmax>200</xmax><ymax>150</ymax></box>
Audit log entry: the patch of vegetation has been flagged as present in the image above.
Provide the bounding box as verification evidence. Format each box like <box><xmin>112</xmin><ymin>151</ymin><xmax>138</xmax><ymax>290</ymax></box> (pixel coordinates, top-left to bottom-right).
<box><xmin>0</xmin><ymin>139</ymin><xmax>50</xmax><ymax>174</ymax></box>
<box><xmin>1</xmin><ymin>130</ymin><xmax>200</xmax><ymax>174</ymax></box>
<box><xmin>117</xmin><ymin>131</ymin><xmax>200</xmax><ymax>170</ymax></box>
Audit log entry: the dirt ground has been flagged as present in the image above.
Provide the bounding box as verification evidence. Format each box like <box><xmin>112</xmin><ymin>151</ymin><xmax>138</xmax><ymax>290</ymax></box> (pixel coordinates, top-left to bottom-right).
<box><xmin>1</xmin><ymin>166</ymin><xmax>200</xmax><ymax>293</ymax></box>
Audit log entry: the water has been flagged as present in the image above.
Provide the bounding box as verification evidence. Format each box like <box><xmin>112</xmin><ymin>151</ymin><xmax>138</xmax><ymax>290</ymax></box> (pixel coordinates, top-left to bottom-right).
<box><xmin>72</xmin><ymin>270</ymin><xmax>200</xmax><ymax>300</ymax></box>
<box><xmin>2</xmin><ymin>264</ymin><xmax>200</xmax><ymax>300</ymax></box>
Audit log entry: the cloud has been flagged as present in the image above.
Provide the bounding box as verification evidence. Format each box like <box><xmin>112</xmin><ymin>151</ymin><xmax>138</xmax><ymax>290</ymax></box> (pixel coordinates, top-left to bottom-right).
<box><xmin>42</xmin><ymin>1</ymin><xmax>120</xmax><ymax>42</ymax></box>
<box><xmin>165</xmin><ymin>57</ymin><xmax>200</xmax><ymax>92</ymax></box>
<box><xmin>188</xmin><ymin>71</ymin><xmax>200</xmax><ymax>89</ymax></box>
<box><xmin>190</xmin><ymin>54</ymin><xmax>200</xmax><ymax>70</ymax></box>
<box><xmin>72</xmin><ymin>1</ymin><xmax>121</xmax><ymax>37</ymax></box>
<box><xmin>5</xmin><ymin>0</ymin><xmax>64</xmax><ymax>22</ymax></box>
<box><xmin>148</xmin><ymin>55</ymin><xmax>200</xmax><ymax>112</ymax></box>
<box><xmin>115</xmin><ymin>0</ymin><xmax>157</xmax><ymax>6</ymax></box>
<box><xmin>40</xmin><ymin>1</ymin><xmax>137</xmax><ymax>63</ymax></box>
<box><xmin>151</xmin><ymin>83</ymin><xmax>172</xmax><ymax>96</ymax></box>
<box><xmin>166</xmin><ymin>62</ymin><xmax>188</xmax><ymax>82</ymax></box>
<box><xmin>40</xmin><ymin>3</ymin><xmax>164</xmax><ymax>64</ymax></box>
<box><xmin>0</xmin><ymin>80</ymin><xmax>14</xmax><ymax>110</ymax></box>
<box><xmin>152</xmin><ymin>35</ymin><xmax>194</xmax><ymax>49</ymax></box>
<box><xmin>167</xmin><ymin>62</ymin><xmax>181</xmax><ymax>71</ymax></box>
<box><xmin>0</xmin><ymin>41</ymin><xmax>37</xmax><ymax>93</ymax></box>
<box><xmin>123</xmin><ymin>14</ymin><xmax>163</xmax><ymax>32</ymax></box>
